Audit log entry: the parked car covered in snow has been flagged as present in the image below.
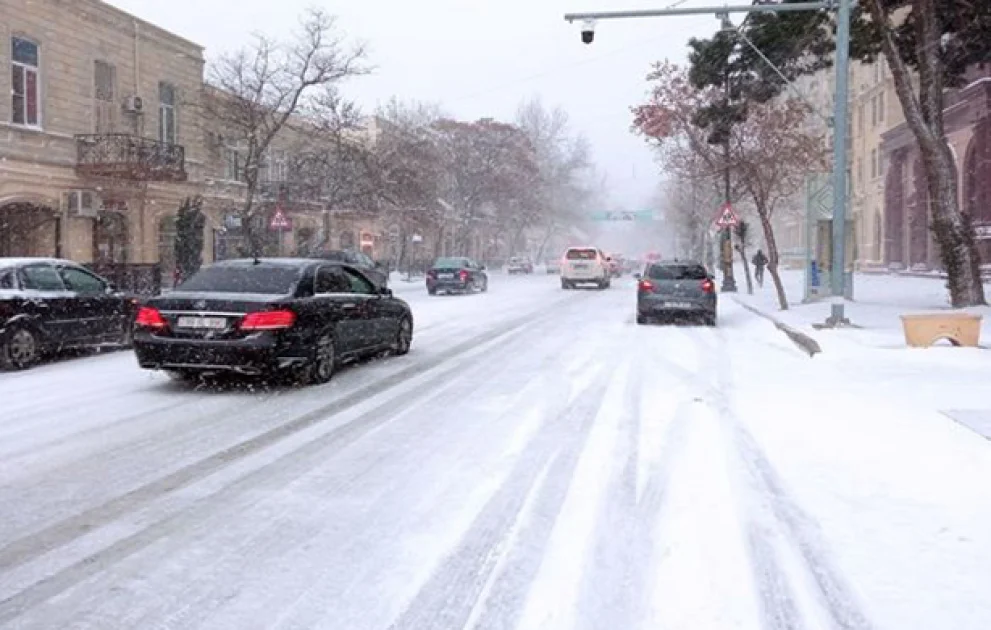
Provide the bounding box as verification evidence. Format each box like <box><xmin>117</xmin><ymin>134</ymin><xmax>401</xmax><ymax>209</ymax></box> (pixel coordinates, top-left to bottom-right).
<box><xmin>0</xmin><ymin>258</ymin><xmax>137</xmax><ymax>370</ymax></box>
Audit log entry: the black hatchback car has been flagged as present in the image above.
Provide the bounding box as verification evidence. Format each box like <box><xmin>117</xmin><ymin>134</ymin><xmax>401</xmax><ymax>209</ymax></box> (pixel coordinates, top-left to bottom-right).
<box><xmin>635</xmin><ymin>260</ymin><xmax>717</xmax><ymax>326</ymax></box>
<box><xmin>426</xmin><ymin>257</ymin><xmax>488</xmax><ymax>295</ymax></box>
<box><xmin>0</xmin><ymin>258</ymin><xmax>136</xmax><ymax>370</ymax></box>
<box><xmin>132</xmin><ymin>258</ymin><xmax>413</xmax><ymax>384</ymax></box>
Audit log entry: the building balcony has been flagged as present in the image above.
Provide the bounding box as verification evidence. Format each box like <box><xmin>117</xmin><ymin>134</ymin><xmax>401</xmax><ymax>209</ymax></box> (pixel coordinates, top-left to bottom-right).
<box><xmin>75</xmin><ymin>134</ymin><xmax>187</xmax><ymax>182</ymax></box>
<box><xmin>258</xmin><ymin>179</ymin><xmax>325</xmax><ymax>204</ymax></box>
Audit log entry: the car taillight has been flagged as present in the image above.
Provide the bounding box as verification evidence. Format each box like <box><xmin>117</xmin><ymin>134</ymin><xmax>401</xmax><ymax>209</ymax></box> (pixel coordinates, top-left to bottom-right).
<box><xmin>459</xmin><ymin>270</ymin><xmax>469</xmax><ymax>281</ymax></box>
<box><xmin>135</xmin><ymin>306</ymin><xmax>167</xmax><ymax>329</ymax></box>
<box><xmin>638</xmin><ymin>279</ymin><xmax>655</xmax><ymax>292</ymax></box>
<box><xmin>240</xmin><ymin>310</ymin><xmax>296</xmax><ymax>331</ymax></box>
<box><xmin>701</xmin><ymin>278</ymin><xmax>716</xmax><ymax>294</ymax></box>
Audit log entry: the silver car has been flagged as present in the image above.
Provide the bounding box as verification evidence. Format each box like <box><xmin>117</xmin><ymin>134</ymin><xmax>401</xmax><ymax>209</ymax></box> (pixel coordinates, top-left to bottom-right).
<box><xmin>635</xmin><ymin>261</ymin><xmax>717</xmax><ymax>326</ymax></box>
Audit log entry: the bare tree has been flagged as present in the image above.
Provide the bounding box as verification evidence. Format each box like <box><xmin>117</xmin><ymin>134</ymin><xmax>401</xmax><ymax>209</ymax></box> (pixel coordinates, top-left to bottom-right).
<box><xmin>372</xmin><ymin>99</ymin><xmax>449</xmax><ymax>269</ymax></box>
<box><xmin>633</xmin><ymin>61</ymin><xmax>827</xmax><ymax>309</ymax></box>
<box><xmin>734</xmin><ymin>220</ymin><xmax>754</xmax><ymax>295</ymax></box>
<box><xmin>515</xmin><ymin>97</ymin><xmax>595</xmax><ymax>261</ymax></box>
<box><xmin>201</xmin><ymin>9</ymin><xmax>368</xmax><ymax>255</ymax></box>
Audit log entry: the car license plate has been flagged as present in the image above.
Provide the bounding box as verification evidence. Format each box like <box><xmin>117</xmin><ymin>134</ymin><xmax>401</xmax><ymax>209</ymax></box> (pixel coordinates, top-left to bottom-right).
<box><xmin>664</xmin><ymin>301</ymin><xmax>692</xmax><ymax>309</ymax></box>
<box><xmin>438</xmin><ymin>273</ymin><xmax>454</xmax><ymax>279</ymax></box>
<box><xmin>177</xmin><ymin>316</ymin><xmax>227</xmax><ymax>329</ymax></box>
<box><xmin>573</xmin><ymin>263</ymin><xmax>588</xmax><ymax>269</ymax></box>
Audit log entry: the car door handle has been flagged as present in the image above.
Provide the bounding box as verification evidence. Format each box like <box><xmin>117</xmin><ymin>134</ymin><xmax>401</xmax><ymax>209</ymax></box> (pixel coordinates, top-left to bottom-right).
<box><xmin>342</xmin><ymin>303</ymin><xmax>358</xmax><ymax>310</ymax></box>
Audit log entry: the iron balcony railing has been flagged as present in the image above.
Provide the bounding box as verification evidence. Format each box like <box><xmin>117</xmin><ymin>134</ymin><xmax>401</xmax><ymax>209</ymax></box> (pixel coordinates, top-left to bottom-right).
<box><xmin>258</xmin><ymin>179</ymin><xmax>326</xmax><ymax>203</ymax></box>
<box><xmin>76</xmin><ymin>133</ymin><xmax>187</xmax><ymax>182</ymax></box>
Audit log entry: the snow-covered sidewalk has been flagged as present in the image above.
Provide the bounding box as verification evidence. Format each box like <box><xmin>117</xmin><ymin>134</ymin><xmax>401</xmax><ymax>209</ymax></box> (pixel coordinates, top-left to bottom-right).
<box><xmin>732</xmin><ymin>268</ymin><xmax>991</xmax><ymax>438</ymax></box>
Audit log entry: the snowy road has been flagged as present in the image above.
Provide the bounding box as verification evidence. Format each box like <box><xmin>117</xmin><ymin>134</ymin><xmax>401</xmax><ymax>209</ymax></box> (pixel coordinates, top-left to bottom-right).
<box><xmin>2</xmin><ymin>273</ymin><xmax>990</xmax><ymax>630</ymax></box>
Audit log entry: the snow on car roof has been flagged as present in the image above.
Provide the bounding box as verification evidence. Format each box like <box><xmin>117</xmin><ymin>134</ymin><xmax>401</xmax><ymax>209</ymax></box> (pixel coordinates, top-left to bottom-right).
<box><xmin>211</xmin><ymin>258</ymin><xmax>315</xmax><ymax>268</ymax></box>
<box><xmin>0</xmin><ymin>257</ymin><xmax>78</xmax><ymax>269</ymax></box>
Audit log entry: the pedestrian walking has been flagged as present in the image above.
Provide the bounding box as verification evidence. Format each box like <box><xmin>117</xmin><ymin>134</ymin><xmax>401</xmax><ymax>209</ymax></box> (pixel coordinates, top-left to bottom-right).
<box><xmin>752</xmin><ymin>249</ymin><xmax>768</xmax><ymax>287</ymax></box>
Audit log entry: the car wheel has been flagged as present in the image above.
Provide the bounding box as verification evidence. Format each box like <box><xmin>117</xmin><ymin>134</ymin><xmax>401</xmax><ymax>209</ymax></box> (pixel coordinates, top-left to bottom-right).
<box><xmin>393</xmin><ymin>317</ymin><xmax>413</xmax><ymax>356</ymax></box>
<box><xmin>561</xmin><ymin>279</ymin><xmax>570</xmax><ymax>290</ymax></box>
<box><xmin>428</xmin><ymin>287</ymin><xmax>437</xmax><ymax>295</ymax></box>
<box><xmin>0</xmin><ymin>325</ymin><xmax>40</xmax><ymax>370</ymax></box>
<box><xmin>705</xmin><ymin>313</ymin><xmax>717</xmax><ymax>327</ymax></box>
<box><xmin>302</xmin><ymin>333</ymin><xmax>336</xmax><ymax>385</ymax></box>
<box><xmin>636</xmin><ymin>313</ymin><xmax>649</xmax><ymax>325</ymax></box>
<box><xmin>481</xmin><ymin>278</ymin><xmax>488</xmax><ymax>292</ymax></box>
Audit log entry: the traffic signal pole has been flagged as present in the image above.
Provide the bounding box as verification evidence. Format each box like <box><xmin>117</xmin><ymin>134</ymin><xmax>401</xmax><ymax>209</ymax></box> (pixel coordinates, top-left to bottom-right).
<box><xmin>566</xmin><ymin>0</ymin><xmax>850</xmax><ymax>322</ymax></box>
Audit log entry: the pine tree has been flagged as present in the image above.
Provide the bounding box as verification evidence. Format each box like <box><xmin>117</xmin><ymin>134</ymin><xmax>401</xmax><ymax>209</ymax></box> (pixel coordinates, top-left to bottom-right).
<box><xmin>174</xmin><ymin>196</ymin><xmax>205</xmax><ymax>284</ymax></box>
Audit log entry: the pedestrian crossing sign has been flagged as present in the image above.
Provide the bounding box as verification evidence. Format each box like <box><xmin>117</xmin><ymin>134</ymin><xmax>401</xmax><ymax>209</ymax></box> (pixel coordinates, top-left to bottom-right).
<box><xmin>713</xmin><ymin>203</ymin><xmax>739</xmax><ymax>229</ymax></box>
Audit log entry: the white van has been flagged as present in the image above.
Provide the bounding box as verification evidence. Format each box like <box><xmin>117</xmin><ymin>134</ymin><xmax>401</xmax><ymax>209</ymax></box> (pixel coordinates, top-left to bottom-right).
<box><xmin>560</xmin><ymin>247</ymin><xmax>611</xmax><ymax>290</ymax></box>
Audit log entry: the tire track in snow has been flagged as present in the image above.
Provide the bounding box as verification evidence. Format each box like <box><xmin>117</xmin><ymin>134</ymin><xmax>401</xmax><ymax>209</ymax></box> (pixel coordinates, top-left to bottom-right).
<box><xmin>89</xmin><ymin>320</ymin><xmax>595</xmax><ymax>630</ymax></box>
<box><xmin>571</xmin><ymin>359</ymin><xmax>672</xmax><ymax>630</ymax></box>
<box><xmin>112</xmin><ymin>309</ymin><xmax>614</xmax><ymax>630</ymax></box>
<box><xmin>0</xmin><ymin>299</ymin><xmax>590</xmax><ymax>623</ymax></box>
<box><xmin>706</xmin><ymin>323</ymin><xmax>876</xmax><ymax>630</ymax></box>
<box><xmin>386</xmin><ymin>364</ymin><xmax>616</xmax><ymax>630</ymax></box>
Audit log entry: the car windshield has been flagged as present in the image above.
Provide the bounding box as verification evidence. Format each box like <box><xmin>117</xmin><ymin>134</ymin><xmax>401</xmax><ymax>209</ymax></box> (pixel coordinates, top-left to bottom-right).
<box><xmin>176</xmin><ymin>265</ymin><xmax>301</xmax><ymax>294</ymax></box>
<box><xmin>566</xmin><ymin>249</ymin><xmax>597</xmax><ymax>260</ymax></box>
<box><xmin>647</xmin><ymin>263</ymin><xmax>708</xmax><ymax>280</ymax></box>
<box><xmin>433</xmin><ymin>257</ymin><xmax>466</xmax><ymax>268</ymax></box>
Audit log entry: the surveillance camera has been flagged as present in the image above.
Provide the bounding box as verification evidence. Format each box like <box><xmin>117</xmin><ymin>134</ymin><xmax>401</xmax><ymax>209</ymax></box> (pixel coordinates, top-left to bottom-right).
<box><xmin>581</xmin><ymin>19</ymin><xmax>596</xmax><ymax>44</ymax></box>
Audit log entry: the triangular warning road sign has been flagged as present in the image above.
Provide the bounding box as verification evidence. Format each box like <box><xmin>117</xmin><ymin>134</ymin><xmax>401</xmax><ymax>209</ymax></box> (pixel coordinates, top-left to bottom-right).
<box><xmin>269</xmin><ymin>206</ymin><xmax>292</xmax><ymax>231</ymax></box>
<box><xmin>713</xmin><ymin>202</ymin><xmax>739</xmax><ymax>229</ymax></box>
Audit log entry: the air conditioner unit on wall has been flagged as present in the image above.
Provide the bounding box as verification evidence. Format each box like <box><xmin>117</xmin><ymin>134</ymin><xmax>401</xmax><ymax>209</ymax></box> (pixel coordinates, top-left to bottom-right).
<box><xmin>62</xmin><ymin>190</ymin><xmax>101</xmax><ymax>219</ymax></box>
<box><xmin>123</xmin><ymin>95</ymin><xmax>144</xmax><ymax>114</ymax></box>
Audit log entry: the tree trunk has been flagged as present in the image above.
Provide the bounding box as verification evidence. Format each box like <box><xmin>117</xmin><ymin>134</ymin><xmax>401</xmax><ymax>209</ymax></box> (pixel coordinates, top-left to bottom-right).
<box><xmin>923</xmin><ymin>142</ymin><xmax>986</xmax><ymax>306</ymax></box>
<box><xmin>736</xmin><ymin>244</ymin><xmax>754</xmax><ymax>295</ymax></box>
<box><xmin>757</xmin><ymin>210</ymin><xmax>788</xmax><ymax>310</ymax></box>
<box><xmin>534</xmin><ymin>224</ymin><xmax>554</xmax><ymax>262</ymax></box>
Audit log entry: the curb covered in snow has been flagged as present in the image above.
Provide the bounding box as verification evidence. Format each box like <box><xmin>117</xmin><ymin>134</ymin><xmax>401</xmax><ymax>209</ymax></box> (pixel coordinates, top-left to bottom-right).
<box><xmin>733</xmin><ymin>298</ymin><xmax>823</xmax><ymax>357</ymax></box>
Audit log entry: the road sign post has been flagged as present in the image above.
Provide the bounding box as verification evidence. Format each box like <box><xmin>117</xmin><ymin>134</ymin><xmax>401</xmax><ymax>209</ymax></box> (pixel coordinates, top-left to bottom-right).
<box><xmin>269</xmin><ymin>205</ymin><xmax>292</xmax><ymax>256</ymax></box>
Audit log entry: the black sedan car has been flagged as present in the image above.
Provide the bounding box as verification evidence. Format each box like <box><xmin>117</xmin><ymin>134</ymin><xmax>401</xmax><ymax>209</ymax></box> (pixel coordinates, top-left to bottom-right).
<box><xmin>635</xmin><ymin>260</ymin><xmax>717</xmax><ymax>326</ymax></box>
<box><xmin>132</xmin><ymin>258</ymin><xmax>413</xmax><ymax>384</ymax></box>
<box><xmin>426</xmin><ymin>257</ymin><xmax>488</xmax><ymax>295</ymax></box>
<box><xmin>312</xmin><ymin>249</ymin><xmax>388</xmax><ymax>288</ymax></box>
<box><xmin>0</xmin><ymin>258</ymin><xmax>136</xmax><ymax>370</ymax></box>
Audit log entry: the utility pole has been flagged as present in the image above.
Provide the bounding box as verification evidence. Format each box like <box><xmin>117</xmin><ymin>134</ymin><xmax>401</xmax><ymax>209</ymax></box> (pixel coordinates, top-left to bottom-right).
<box><xmin>827</xmin><ymin>0</ymin><xmax>852</xmax><ymax>326</ymax></box>
<box><xmin>720</xmin><ymin>67</ymin><xmax>737</xmax><ymax>292</ymax></box>
<box><xmin>564</xmin><ymin>0</ymin><xmax>849</xmax><ymax>320</ymax></box>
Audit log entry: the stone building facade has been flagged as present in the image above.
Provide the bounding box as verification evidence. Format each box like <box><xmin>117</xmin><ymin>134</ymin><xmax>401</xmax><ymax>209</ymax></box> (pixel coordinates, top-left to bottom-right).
<box><xmin>0</xmin><ymin>0</ymin><xmax>388</xmax><ymax>292</ymax></box>
<box><xmin>849</xmin><ymin>57</ymin><xmax>902</xmax><ymax>265</ymax></box>
<box><xmin>881</xmin><ymin>69</ymin><xmax>991</xmax><ymax>269</ymax></box>
<box><xmin>0</xmin><ymin>0</ymin><xmax>206</xmax><ymax>289</ymax></box>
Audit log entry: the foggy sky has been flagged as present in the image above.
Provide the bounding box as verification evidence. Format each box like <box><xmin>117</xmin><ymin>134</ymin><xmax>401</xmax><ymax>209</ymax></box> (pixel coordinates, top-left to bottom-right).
<box><xmin>105</xmin><ymin>0</ymin><xmax>718</xmax><ymax>210</ymax></box>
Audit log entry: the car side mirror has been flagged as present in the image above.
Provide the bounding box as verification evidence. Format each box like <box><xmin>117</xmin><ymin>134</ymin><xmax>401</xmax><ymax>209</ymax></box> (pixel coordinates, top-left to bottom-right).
<box><xmin>105</xmin><ymin>283</ymin><xmax>117</xmax><ymax>294</ymax></box>
<box><xmin>633</xmin><ymin>272</ymin><xmax>642</xmax><ymax>280</ymax></box>
<box><xmin>380</xmin><ymin>287</ymin><xmax>393</xmax><ymax>297</ymax></box>
<box><xmin>480</xmin><ymin>265</ymin><xmax>486</xmax><ymax>271</ymax></box>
